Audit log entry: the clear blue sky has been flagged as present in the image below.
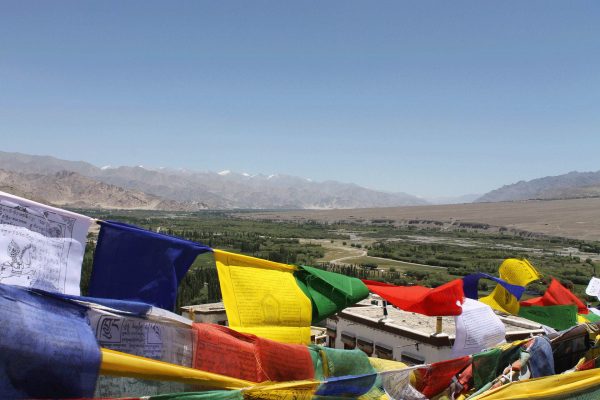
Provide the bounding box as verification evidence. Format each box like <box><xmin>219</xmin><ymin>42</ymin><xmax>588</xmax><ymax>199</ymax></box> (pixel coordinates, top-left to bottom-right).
<box><xmin>1</xmin><ymin>1</ymin><xmax>598</xmax><ymax>198</ymax></box>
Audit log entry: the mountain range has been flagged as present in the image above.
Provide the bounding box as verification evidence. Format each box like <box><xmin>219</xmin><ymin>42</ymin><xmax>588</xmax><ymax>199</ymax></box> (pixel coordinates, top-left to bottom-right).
<box><xmin>0</xmin><ymin>169</ymin><xmax>209</xmax><ymax>211</ymax></box>
<box><xmin>0</xmin><ymin>151</ymin><xmax>426</xmax><ymax>210</ymax></box>
<box><xmin>2</xmin><ymin>151</ymin><xmax>598</xmax><ymax>210</ymax></box>
<box><xmin>476</xmin><ymin>171</ymin><xmax>600</xmax><ymax>202</ymax></box>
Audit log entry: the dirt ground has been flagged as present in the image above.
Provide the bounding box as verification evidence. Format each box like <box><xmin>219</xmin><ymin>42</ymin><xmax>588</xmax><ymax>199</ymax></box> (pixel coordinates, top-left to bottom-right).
<box><xmin>244</xmin><ymin>198</ymin><xmax>600</xmax><ymax>241</ymax></box>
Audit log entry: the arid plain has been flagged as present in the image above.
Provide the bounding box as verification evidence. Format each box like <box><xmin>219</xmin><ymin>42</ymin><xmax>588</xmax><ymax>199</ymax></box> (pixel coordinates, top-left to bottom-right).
<box><xmin>243</xmin><ymin>197</ymin><xmax>600</xmax><ymax>241</ymax></box>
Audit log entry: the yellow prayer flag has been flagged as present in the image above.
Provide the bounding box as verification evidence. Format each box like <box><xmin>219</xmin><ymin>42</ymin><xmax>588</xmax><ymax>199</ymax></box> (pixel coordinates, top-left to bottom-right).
<box><xmin>469</xmin><ymin>368</ymin><xmax>600</xmax><ymax>399</ymax></box>
<box><xmin>577</xmin><ymin>314</ymin><xmax>589</xmax><ymax>324</ymax></box>
<box><xmin>480</xmin><ymin>286</ymin><xmax>521</xmax><ymax>315</ymax></box>
<box><xmin>480</xmin><ymin>259</ymin><xmax>541</xmax><ymax>315</ymax></box>
<box><xmin>243</xmin><ymin>381</ymin><xmax>319</xmax><ymax>400</ymax></box>
<box><xmin>369</xmin><ymin>357</ymin><xmax>416</xmax><ymax>387</ymax></box>
<box><xmin>498</xmin><ymin>258</ymin><xmax>540</xmax><ymax>286</ymax></box>
<box><xmin>368</xmin><ymin>357</ymin><xmax>408</xmax><ymax>372</ymax></box>
<box><xmin>100</xmin><ymin>348</ymin><xmax>253</xmax><ymax>390</ymax></box>
<box><xmin>213</xmin><ymin>249</ymin><xmax>313</xmax><ymax>344</ymax></box>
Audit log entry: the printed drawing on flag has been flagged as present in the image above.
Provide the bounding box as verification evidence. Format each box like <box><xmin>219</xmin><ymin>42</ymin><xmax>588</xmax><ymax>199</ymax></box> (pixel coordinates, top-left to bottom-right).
<box><xmin>0</xmin><ymin>191</ymin><xmax>91</xmax><ymax>295</ymax></box>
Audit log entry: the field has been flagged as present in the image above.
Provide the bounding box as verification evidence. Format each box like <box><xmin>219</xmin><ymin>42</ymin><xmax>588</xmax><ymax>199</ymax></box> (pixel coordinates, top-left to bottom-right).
<box><xmin>76</xmin><ymin>200</ymin><xmax>600</xmax><ymax>308</ymax></box>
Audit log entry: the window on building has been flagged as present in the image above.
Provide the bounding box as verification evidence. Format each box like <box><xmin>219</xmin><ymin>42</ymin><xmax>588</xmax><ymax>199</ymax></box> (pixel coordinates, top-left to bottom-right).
<box><xmin>340</xmin><ymin>331</ymin><xmax>356</xmax><ymax>350</ymax></box>
<box><xmin>400</xmin><ymin>352</ymin><xmax>425</xmax><ymax>365</ymax></box>
<box><xmin>357</xmin><ymin>337</ymin><xmax>374</xmax><ymax>356</ymax></box>
<box><xmin>375</xmin><ymin>343</ymin><xmax>394</xmax><ymax>360</ymax></box>
<box><xmin>326</xmin><ymin>327</ymin><xmax>337</xmax><ymax>342</ymax></box>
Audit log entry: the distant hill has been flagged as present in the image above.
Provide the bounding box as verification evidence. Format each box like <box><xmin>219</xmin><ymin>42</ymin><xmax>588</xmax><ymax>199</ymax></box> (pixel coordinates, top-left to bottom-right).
<box><xmin>0</xmin><ymin>169</ymin><xmax>208</xmax><ymax>211</ymax></box>
<box><xmin>0</xmin><ymin>151</ymin><xmax>427</xmax><ymax>209</ymax></box>
<box><xmin>477</xmin><ymin>171</ymin><xmax>600</xmax><ymax>202</ymax></box>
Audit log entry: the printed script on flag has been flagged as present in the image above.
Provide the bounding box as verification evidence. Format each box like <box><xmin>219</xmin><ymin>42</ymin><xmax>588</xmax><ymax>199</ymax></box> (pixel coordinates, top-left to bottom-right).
<box><xmin>214</xmin><ymin>250</ymin><xmax>312</xmax><ymax>344</ymax></box>
<box><xmin>451</xmin><ymin>298</ymin><xmax>506</xmax><ymax>358</ymax></box>
<box><xmin>0</xmin><ymin>191</ymin><xmax>91</xmax><ymax>295</ymax></box>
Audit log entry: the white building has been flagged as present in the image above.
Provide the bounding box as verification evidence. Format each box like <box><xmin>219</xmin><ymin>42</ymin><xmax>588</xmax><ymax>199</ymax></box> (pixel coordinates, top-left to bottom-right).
<box><xmin>326</xmin><ymin>297</ymin><xmax>545</xmax><ymax>364</ymax></box>
<box><xmin>181</xmin><ymin>302</ymin><xmax>228</xmax><ymax>325</ymax></box>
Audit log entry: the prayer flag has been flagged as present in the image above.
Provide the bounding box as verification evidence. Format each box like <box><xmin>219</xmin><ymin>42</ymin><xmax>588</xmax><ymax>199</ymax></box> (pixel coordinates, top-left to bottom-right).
<box><xmin>462</xmin><ymin>272</ymin><xmax>525</xmax><ymax>300</ymax></box>
<box><xmin>451</xmin><ymin>299</ymin><xmax>506</xmax><ymax>358</ymax></box>
<box><xmin>472</xmin><ymin>348</ymin><xmax>502</xmax><ymax>390</ymax></box>
<box><xmin>520</xmin><ymin>278</ymin><xmax>588</xmax><ymax>314</ymax></box>
<box><xmin>414</xmin><ymin>356</ymin><xmax>471</xmax><ymax>398</ymax></box>
<box><xmin>478</xmin><ymin>287</ymin><xmax>520</xmax><ymax>315</ymax></box>
<box><xmin>526</xmin><ymin>336</ymin><xmax>555</xmax><ymax>378</ymax></box>
<box><xmin>0</xmin><ymin>283</ymin><xmax>101</xmax><ymax>398</ymax></box>
<box><xmin>0</xmin><ymin>191</ymin><xmax>91</xmax><ymax>294</ymax></box>
<box><xmin>363</xmin><ymin>278</ymin><xmax>464</xmax><ymax>316</ymax></box>
<box><xmin>43</xmin><ymin>290</ymin><xmax>153</xmax><ymax>315</ymax></box>
<box><xmin>89</xmin><ymin>311</ymin><xmax>194</xmax><ymax>365</ymax></box>
<box><xmin>294</xmin><ymin>265</ymin><xmax>369</xmax><ymax>322</ymax></box>
<box><xmin>99</xmin><ymin>347</ymin><xmax>253</xmax><ymax>390</ymax></box>
<box><xmin>497</xmin><ymin>258</ymin><xmax>541</xmax><ymax>286</ymax></box>
<box><xmin>89</xmin><ymin>221</ymin><xmax>211</xmax><ymax>311</ymax></box>
<box><xmin>319</xmin><ymin>347</ymin><xmax>376</xmax><ymax>378</ymax></box>
<box><xmin>582</xmin><ymin>312</ymin><xmax>600</xmax><ymax>323</ymax></box>
<box><xmin>585</xmin><ymin>276</ymin><xmax>600</xmax><ymax>298</ymax></box>
<box><xmin>243</xmin><ymin>381</ymin><xmax>318</xmax><ymax>400</ymax></box>
<box><xmin>480</xmin><ymin>258</ymin><xmax>540</xmax><ymax>314</ymax></box>
<box><xmin>214</xmin><ymin>249</ymin><xmax>312</xmax><ymax>344</ymax></box>
<box><xmin>380</xmin><ymin>366</ymin><xmax>424</xmax><ymax>400</ymax></box>
<box><xmin>518</xmin><ymin>304</ymin><xmax>578</xmax><ymax>330</ymax></box>
<box><xmin>149</xmin><ymin>391</ymin><xmax>243</xmax><ymax>399</ymax></box>
<box><xmin>314</xmin><ymin>347</ymin><xmax>377</xmax><ymax>397</ymax></box>
<box><xmin>192</xmin><ymin>323</ymin><xmax>314</xmax><ymax>383</ymax></box>
<box><xmin>466</xmin><ymin>368</ymin><xmax>600</xmax><ymax>400</ymax></box>
<box><xmin>315</xmin><ymin>373</ymin><xmax>378</xmax><ymax>397</ymax></box>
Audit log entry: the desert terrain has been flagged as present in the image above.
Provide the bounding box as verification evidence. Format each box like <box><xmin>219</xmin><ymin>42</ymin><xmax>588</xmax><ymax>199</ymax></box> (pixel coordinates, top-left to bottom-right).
<box><xmin>242</xmin><ymin>197</ymin><xmax>600</xmax><ymax>241</ymax></box>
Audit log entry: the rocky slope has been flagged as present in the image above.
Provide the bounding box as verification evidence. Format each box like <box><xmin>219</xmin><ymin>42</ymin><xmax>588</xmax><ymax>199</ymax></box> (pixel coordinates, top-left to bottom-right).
<box><xmin>0</xmin><ymin>151</ymin><xmax>427</xmax><ymax>209</ymax></box>
<box><xmin>477</xmin><ymin>171</ymin><xmax>600</xmax><ymax>202</ymax></box>
<box><xmin>0</xmin><ymin>169</ymin><xmax>208</xmax><ymax>211</ymax></box>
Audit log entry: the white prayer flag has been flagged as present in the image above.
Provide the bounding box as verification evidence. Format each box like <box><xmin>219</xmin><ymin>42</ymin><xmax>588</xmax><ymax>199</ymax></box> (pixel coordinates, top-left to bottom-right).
<box><xmin>451</xmin><ymin>298</ymin><xmax>506</xmax><ymax>358</ymax></box>
<box><xmin>88</xmin><ymin>307</ymin><xmax>194</xmax><ymax>397</ymax></box>
<box><xmin>585</xmin><ymin>277</ymin><xmax>600</xmax><ymax>298</ymax></box>
<box><xmin>0</xmin><ymin>191</ymin><xmax>91</xmax><ymax>295</ymax></box>
<box><xmin>381</xmin><ymin>366</ymin><xmax>426</xmax><ymax>400</ymax></box>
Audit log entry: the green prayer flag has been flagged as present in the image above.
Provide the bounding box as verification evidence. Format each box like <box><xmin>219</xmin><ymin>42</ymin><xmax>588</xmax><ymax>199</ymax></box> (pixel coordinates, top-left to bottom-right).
<box><xmin>472</xmin><ymin>348</ymin><xmax>501</xmax><ymax>390</ymax></box>
<box><xmin>309</xmin><ymin>345</ymin><xmax>325</xmax><ymax>381</ymax></box>
<box><xmin>315</xmin><ymin>346</ymin><xmax>378</xmax><ymax>398</ymax></box>
<box><xmin>295</xmin><ymin>265</ymin><xmax>369</xmax><ymax>322</ymax></box>
<box><xmin>319</xmin><ymin>346</ymin><xmax>375</xmax><ymax>378</ymax></box>
<box><xmin>518</xmin><ymin>304</ymin><xmax>578</xmax><ymax>330</ymax></box>
<box><xmin>583</xmin><ymin>312</ymin><xmax>600</xmax><ymax>323</ymax></box>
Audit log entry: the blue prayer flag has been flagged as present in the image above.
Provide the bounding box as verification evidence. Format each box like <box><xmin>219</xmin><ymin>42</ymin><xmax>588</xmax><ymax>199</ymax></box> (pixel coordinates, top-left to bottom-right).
<box><xmin>37</xmin><ymin>289</ymin><xmax>153</xmax><ymax>316</ymax></box>
<box><xmin>527</xmin><ymin>336</ymin><xmax>555</xmax><ymax>378</ymax></box>
<box><xmin>315</xmin><ymin>373</ymin><xmax>378</xmax><ymax>397</ymax></box>
<box><xmin>463</xmin><ymin>272</ymin><xmax>525</xmax><ymax>300</ymax></box>
<box><xmin>89</xmin><ymin>221</ymin><xmax>212</xmax><ymax>311</ymax></box>
<box><xmin>0</xmin><ymin>283</ymin><xmax>101</xmax><ymax>399</ymax></box>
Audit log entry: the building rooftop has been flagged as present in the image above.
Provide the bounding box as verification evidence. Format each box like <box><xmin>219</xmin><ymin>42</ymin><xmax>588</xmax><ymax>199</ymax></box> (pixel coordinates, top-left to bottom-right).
<box><xmin>180</xmin><ymin>302</ymin><xmax>225</xmax><ymax>314</ymax></box>
<box><xmin>336</xmin><ymin>296</ymin><xmax>545</xmax><ymax>343</ymax></box>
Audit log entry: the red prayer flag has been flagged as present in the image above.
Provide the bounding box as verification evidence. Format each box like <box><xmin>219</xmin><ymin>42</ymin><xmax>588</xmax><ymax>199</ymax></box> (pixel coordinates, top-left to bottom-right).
<box><xmin>191</xmin><ymin>323</ymin><xmax>314</xmax><ymax>383</ymax></box>
<box><xmin>415</xmin><ymin>356</ymin><xmax>471</xmax><ymax>398</ymax></box>
<box><xmin>576</xmin><ymin>358</ymin><xmax>597</xmax><ymax>371</ymax></box>
<box><xmin>520</xmin><ymin>278</ymin><xmax>588</xmax><ymax>314</ymax></box>
<box><xmin>362</xmin><ymin>279</ymin><xmax>464</xmax><ymax>316</ymax></box>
